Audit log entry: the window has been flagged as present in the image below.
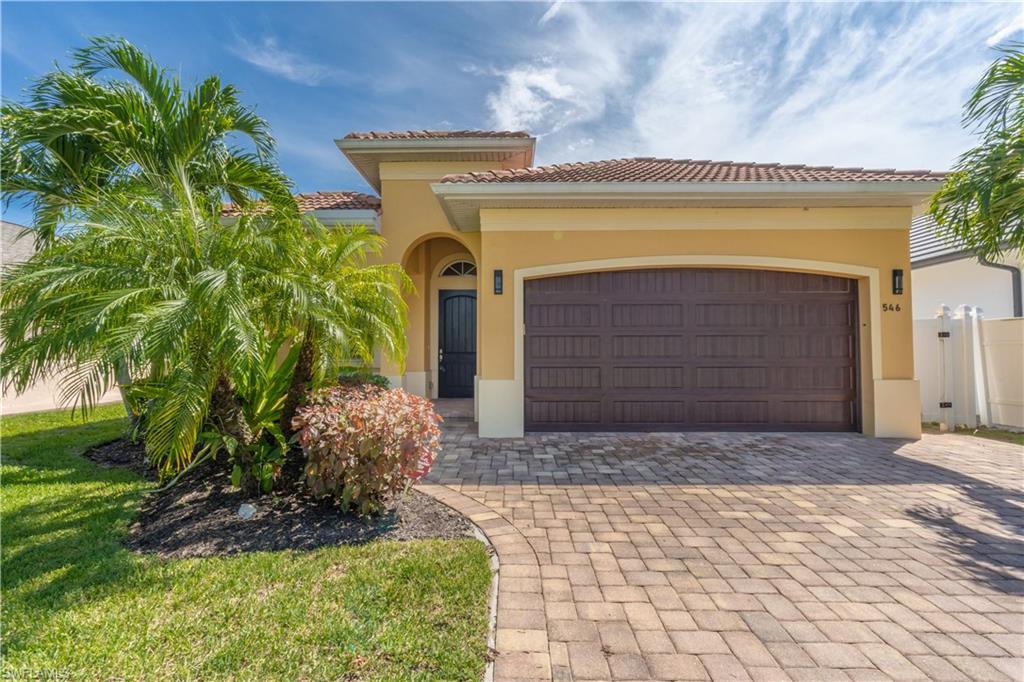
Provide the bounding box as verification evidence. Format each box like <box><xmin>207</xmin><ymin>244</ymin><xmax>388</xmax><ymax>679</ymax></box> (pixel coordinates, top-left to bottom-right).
<box><xmin>440</xmin><ymin>260</ymin><xmax>477</xmax><ymax>277</ymax></box>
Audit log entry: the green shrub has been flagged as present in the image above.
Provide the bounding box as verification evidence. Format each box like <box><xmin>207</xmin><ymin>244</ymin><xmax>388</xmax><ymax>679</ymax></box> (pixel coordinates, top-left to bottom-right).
<box><xmin>292</xmin><ymin>385</ymin><xmax>442</xmax><ymax>515</ymax></box>
<box><xmin>338</xmin><ymin>368</ymin><xmax>391</xmax><ymax>389</ymax></box>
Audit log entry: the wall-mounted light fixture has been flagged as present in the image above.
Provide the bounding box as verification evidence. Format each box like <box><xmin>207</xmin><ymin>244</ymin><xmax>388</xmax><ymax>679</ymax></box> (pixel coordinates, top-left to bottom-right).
<box><xmin>892</xmin><ymin>268</ymin><xmax>904</xmax><ymax>295</ymax></box>
<box><xmin>494</xmin><ymin>269</ymin><xmax>504</xmax><ymax>295</ymax></box>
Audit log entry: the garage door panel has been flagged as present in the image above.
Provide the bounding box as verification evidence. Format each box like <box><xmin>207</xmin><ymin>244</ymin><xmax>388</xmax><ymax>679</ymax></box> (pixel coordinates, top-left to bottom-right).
<box><xmin>611</xmin><ymin>303</ymin><xmax>684</xmax><ymax>327</ymax></box>
<box><xmin>778</xmin><ymin>335</ymin><xmax>854</xmax><ymax>359</ymax></box>
<box><xmin>778</xmin><ymin>272</ymin><xmax>854</xmax><ymax>293</ymax></box>
<box><xmin>528</xmin><ymin>303</ymin><xmax>600</xmax><ymax>327</ymax></box>
<box><xmin>605</xmin><ymin>269</ymin><xmax>690</xmax><ymax>293</ymax></box>
<box><xmin>696</xmin><ymin>366</ymin><xmax>770</xmax><ymax>389</ymax></box>
<box><xmin>529</xmin><ymin>366</ymin><xmax>602</xmax><ymax>389</ymax></box>
<box><xmin>528</xmin><ymin>400</ymin><xmax>601</xmax><ymax>425</ymax></box>
<box><xmin>695</xmin><ymin>401</ymin><xmax>770</xmax><ymax>424</ymax></box>
<box><xmin>524</xmin><ymin>268</ymin><xmax>859</xmax><ymax>432</ymax></box>
<box><xmin>612</xmin><ymin>366</ymin><xmax>686</xmax><ymax>389</ymax></box>
<box><xmin>695</xmin><ymin>303</ymin><xmax>772</xmax><ymax>327</ymax></box>
<box><xmin>695</xmin><ymin>335</ymin><xmax>767</xmax><ymax>359</ymax></box>
<box><xmin>611</xmin><ymin>335</ymin><xmax>686</xmax><ymax>358</ymax></box>
<box><xmin>612</xmin><ymin>400</ymin><xmax>687</xmax><ymax>423</ymax></box>
<box><xmin>695</xmin><ymin>269</ymin><xmax>767</xmax><ymax>293</ymax></box>
<box><xmin>778</xmin><ymin>301</ymin><xmax>854</xmax><ymax>327</ymax></box>
<box><xmin>528</xmin><ymin>335</ymin><xmax>601</xmax><ymax>359</ymax></box>
<box><xmin>778</xmin><ymin>400</ymin><xmax>853</xmax><ymax>424</ymax></box>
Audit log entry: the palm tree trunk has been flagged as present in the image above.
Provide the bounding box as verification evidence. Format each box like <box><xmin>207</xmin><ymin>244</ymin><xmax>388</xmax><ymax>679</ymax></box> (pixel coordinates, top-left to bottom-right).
<box><xmin>278</xmin><ymin>332</ymin><xmax>316</xmax><ymax>487</ymax></box>
<box><xmin>279</xmin><ymin>332</ymin><xmax>316</xmax><ymax>439</ymax></box>
<box><xmin>114</xmin><ymin>360</ymin><xmax>138</xmax><ymax>430</ymax></box>
<box><xmin>209</xmin><ymin>372</ymin><xmax>259</xmax><ymax>497</ymax></box>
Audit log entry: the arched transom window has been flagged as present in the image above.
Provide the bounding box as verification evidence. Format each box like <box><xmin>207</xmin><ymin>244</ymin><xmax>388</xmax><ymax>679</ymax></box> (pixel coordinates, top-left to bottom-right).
<box><xmin>440</xmin><ymin>260</ymin><xmax>477</xmax><ymax>277</ymax></box>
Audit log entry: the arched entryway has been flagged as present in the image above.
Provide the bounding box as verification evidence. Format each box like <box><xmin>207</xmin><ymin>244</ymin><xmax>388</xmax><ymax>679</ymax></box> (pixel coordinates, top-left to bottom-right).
<box><xmin>399</xmin><ymin>236</ymin><xmax>478</xmax><ymax>400</ymax></box>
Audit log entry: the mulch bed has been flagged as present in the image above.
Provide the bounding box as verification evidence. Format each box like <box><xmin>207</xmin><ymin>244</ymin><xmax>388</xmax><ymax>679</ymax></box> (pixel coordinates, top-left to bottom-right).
<box><xmin>83</xmin><ymin>439</ymin><xmax>476</xmax><ymax>559</ymax></box>
<box><xmin>83</xmin><ymin>438</ymin><xmax>158</xmax><ymax>480</ymax></box>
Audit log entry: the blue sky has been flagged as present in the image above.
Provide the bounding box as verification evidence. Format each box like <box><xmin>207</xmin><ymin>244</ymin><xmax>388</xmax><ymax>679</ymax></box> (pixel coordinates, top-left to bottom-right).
<box><xmin>2</xmin><ymin>1</ymin><xmax>1022</xmax><ymax>226</ymax></box>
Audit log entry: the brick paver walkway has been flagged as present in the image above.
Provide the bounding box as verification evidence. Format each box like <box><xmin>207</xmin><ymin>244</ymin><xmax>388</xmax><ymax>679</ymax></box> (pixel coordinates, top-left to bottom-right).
<box><xmin>425</xmin><ymin>410</ymin><xmax>1023</xmax><ymax>682</ymax></box>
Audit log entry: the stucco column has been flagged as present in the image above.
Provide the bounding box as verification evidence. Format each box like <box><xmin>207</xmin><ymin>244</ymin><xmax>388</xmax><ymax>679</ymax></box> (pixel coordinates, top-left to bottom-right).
<box><xmin>400</xmin><ymin>244</ymin><xmax>430</xmax><ymax>397</ymax></box>
<box><xmin>476</xmin><ymin>231</ymin><xmax>523</xmax><ymax>436</ymax></box>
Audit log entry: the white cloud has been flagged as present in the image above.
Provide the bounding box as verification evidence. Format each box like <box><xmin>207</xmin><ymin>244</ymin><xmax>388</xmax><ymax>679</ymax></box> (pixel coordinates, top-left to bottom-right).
<box><xmin>486</xmin><ymin>63</ymin><xmax>576</xmax><ymax>130</ymax></box>
<box><xmin>229</xmin><ymin>36</ymin><xmax>341</xmax><ymax>86</ymax></box>
<box><xmin>275</xmin><ymin>130</ymin><xmax>345</xmax><ymax>170</ymax></box>
<box><xmin>476</xmin><ymin>3</ymin><xmax>1019</xmax><ymax>172</ymax></box>
<box><xmin>987</xmin><ymin>14</ymin><xmax>1024</xmax><ymax>46</ymax></box>
<box><xmin>539</xmin><ymin>1</ymin><xmax>564</xmax><ymax>26</ymax></box>
<box><xmin>480</xmin><ymin>2</ymin><xmax>637</xmax><ymax>138</ymax></box>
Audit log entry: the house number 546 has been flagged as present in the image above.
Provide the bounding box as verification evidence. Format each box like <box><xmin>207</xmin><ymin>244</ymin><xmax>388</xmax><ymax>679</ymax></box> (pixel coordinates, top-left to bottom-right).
<box><xmin>882</xmin><ymin>303</ymin><xmax>902</xmax><ymax>312</ymax></box>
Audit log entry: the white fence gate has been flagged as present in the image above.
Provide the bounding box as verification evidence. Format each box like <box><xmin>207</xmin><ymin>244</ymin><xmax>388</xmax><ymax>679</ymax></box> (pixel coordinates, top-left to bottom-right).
<box><xmin>914</xmin><ymin>305</ymin><xmax>1024</xmax><ymax>430</ymax></box>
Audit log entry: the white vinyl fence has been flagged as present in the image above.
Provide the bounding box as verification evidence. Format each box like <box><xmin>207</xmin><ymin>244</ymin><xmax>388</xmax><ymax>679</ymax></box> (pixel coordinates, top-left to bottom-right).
<box><xmin>914</xmin><ymin>305</ymin><xmax>1024</xmax><ymax>430</ymax></box>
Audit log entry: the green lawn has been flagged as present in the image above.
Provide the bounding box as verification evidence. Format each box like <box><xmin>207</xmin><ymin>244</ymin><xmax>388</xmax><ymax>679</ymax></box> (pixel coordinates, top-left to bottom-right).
<box><xmin>922</xmin><ymin>421</ymin><xmax>1024</xmax><ymax>446</ymax></box>
<box><xmin>1</xmin><ymin>406</ymin><xmax>492</xmax><ymax>681</ymax></box>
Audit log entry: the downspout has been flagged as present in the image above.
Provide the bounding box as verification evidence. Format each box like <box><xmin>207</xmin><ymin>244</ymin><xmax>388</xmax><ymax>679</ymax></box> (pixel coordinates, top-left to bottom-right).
<box><xmin>978</xmin><ymin>256</ymin><xmax>1023</xmax><ymax>317</ymax></box>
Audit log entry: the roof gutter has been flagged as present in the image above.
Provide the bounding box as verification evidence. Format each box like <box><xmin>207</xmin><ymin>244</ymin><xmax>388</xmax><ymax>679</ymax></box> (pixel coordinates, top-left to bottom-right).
<box><xmin>432</xmin><ymin>179</ymin><xmax>944</xmax><ymax>198</ymax></box>
<box><xmin>336</xmin><ymin>137</ymin><xmax>536</xmax><ymax>153</ymax></box>
<box><xmin>978</xmin><ymin>255</ymin><xmax>1023</xmax><ymax>317</ymax></box>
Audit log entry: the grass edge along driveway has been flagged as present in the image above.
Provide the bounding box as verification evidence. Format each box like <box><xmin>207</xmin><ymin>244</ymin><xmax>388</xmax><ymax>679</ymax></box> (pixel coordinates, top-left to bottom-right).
<box><xmin>1</xmin><ymin>405</ymin><xmax>492</xmax><ymax>681</ymax></box>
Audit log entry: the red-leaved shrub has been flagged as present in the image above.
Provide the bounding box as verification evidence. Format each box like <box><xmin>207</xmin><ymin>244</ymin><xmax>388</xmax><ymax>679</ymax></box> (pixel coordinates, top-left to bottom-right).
<box><xmin>292</xmin><ymin>384</ymin><xmax>443</xmax><ymax>515</ymax></box>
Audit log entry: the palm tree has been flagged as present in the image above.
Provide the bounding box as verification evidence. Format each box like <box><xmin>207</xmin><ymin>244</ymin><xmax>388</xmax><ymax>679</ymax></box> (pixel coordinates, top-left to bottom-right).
<box><xmin>1</xmin><ymin>37</ymin><xmax>413</xmax><ymax>495</ymax></box>
<box><xmin>277</xmin><ymin>221</ymin><xmax>411</xmax><ymax>441</ymax></box>
<box><xmin>1</xmin><ymin>36</ymin><xmax>296</xmax><ymax>244</ymax></box>
<box><xmin>930</xmin><ymin>43</ymin><xmax>1024</xmax><ymax>257</ymax></box>
<box><xmin>0</xmin><ymin>176</ymin><xmax>300</xmax><ymax>493</ymax></box>
<box><xmin>2</xmin><ymin>181</ymin><xmax>411</xmax><ymax>495</ymax></box>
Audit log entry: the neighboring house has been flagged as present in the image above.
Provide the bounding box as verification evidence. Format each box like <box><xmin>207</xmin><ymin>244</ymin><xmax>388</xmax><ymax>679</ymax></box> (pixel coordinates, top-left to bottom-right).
<box><xmin>1</xmin><ymin>221</ymin><xmax>122</xmax><ymax>415</ymax></box>
<box><xmin>243</xmin><ymin>130</ymin><xmax>947</xmax><ymax>439</ymax></box>
<box><xmin>910</xmin><ymin>214</ymin><xmax>1023</xmax><ymax>319</ymax></box>
<box><xmin>2</xmin><ymin>219</ymin><xmax>35</xmax><ymax>266</ymax></box>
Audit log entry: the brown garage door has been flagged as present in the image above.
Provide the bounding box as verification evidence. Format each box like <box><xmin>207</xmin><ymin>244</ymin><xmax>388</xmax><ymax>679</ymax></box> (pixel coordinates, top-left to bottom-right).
<box><xmin>524</xmin><ymin>268</ymin><xmax>859</xmax><ymax>432</ymax></box>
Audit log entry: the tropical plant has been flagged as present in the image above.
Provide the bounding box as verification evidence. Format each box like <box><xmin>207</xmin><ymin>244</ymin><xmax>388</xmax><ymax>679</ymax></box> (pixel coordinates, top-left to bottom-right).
<box><xmin>338</xmin><ymin>368</ymin><xmax>392</xmax><ymax>389</ymax></box>
<box><xmin>277</xmin><ymin>222</ymin><xmax>410</xmax><ymax>441</ymax></box>
<box><xmin>1</xmin><ymin>37</ymin><xmax>413</xmax><ymax>497</ymax></box>
<box><xmin>0</xmin><ymin>181</ymin><xmax>305</xmax><ymax>494</ymax></box>
<box><xmin>930</xmin><ymin>42</ymin><xmax>1024</xmax><ymax>257</ymax></box>
<box><xmin>1</xmin><ymin>35</ymin><xmax>296</xmax><ymax>245</ymax></box>
<box><xmin>292</xmin><ymin>384</ymin><xmax>442</xmax><ymax>515</ymax></box>
<box><xmin>208</xmin><ymin>335</ymin><xmax>299</xmax><ymax>493</ymax></box>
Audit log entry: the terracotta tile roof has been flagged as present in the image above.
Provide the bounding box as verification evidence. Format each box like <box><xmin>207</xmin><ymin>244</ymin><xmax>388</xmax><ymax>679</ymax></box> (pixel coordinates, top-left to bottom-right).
<box><xmin>343</xmin><ymin>130</ymin><xmax>532</xmax><ymax>141</ymax></box>
<box><xmin>222</xmin><ymin>191</ymin><xmax>380</xmax><ymax>217</ymax></box>
<box><xmin>439</xmin><ymin>157</ymin><xmax>946</xmax><ymax>184</ymax></box>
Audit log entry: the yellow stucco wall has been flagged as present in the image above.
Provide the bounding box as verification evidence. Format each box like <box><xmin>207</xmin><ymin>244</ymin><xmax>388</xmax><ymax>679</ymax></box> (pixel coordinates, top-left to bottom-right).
<box><xmin>375</xmin><ymin>162</ymin><xmax>491</xmax><ymax>384</ymax></box>
<box><xmin>477</xmin><ymin>207</ymin><xmax>914</xmax><ymax>379</ymax></box>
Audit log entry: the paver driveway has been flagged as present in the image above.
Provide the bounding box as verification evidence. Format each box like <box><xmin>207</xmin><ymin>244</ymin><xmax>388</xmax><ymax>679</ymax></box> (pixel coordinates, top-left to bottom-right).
<box><xmin>423</xmin><ymin>410</ymin><xmax>1023</xmax><ymax>682</ymax></box>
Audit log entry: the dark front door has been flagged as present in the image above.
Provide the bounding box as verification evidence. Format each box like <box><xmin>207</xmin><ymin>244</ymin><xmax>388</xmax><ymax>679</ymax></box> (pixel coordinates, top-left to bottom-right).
<box><xmin>524</xmin><ymin>268</ymin><xmax>859</xmax><ymax>432</ymax></box>
<box><xmin>439</xmin><ymin>289</ymin><xmax>476</xmax><ymax>398</ymax></box>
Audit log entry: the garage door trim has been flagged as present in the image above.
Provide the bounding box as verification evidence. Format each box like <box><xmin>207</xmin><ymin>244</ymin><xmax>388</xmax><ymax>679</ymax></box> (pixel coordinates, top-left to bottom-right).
<box><xmin>495</xmin><ymin>255</ymin><xmax>882</xmax><ymax>437</ymax></box>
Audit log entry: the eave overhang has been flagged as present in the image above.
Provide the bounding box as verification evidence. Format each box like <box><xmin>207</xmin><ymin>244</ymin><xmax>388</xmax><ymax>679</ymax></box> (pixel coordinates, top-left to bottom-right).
<box><xmin>337</xmin><ymin>137</ymin><xmax>536</xmax><ymax>192</ymax></box>
<box><xmin>430</xmin><ymin>180</ymin><xmax>945</xmax><ymax>231</ymax></box>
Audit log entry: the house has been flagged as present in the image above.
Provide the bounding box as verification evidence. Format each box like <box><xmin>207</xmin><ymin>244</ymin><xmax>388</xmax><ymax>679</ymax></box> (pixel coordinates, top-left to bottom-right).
<box><xmin>289</xmin><ymin>130</ymin><xmax>946</xmax><ymax>439</ymax></box>
<box><xmin>910</xmin><ymin>214</ymin><xmax>1023</xmax><ymax>319</ymax></box>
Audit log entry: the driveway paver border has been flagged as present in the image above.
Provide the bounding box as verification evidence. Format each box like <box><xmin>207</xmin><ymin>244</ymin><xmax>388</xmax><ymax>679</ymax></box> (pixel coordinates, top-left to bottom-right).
<box><xmin>419</xmin><ymin>484</ymin><xmax>552</xmax><ymax>682</ymax></box>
